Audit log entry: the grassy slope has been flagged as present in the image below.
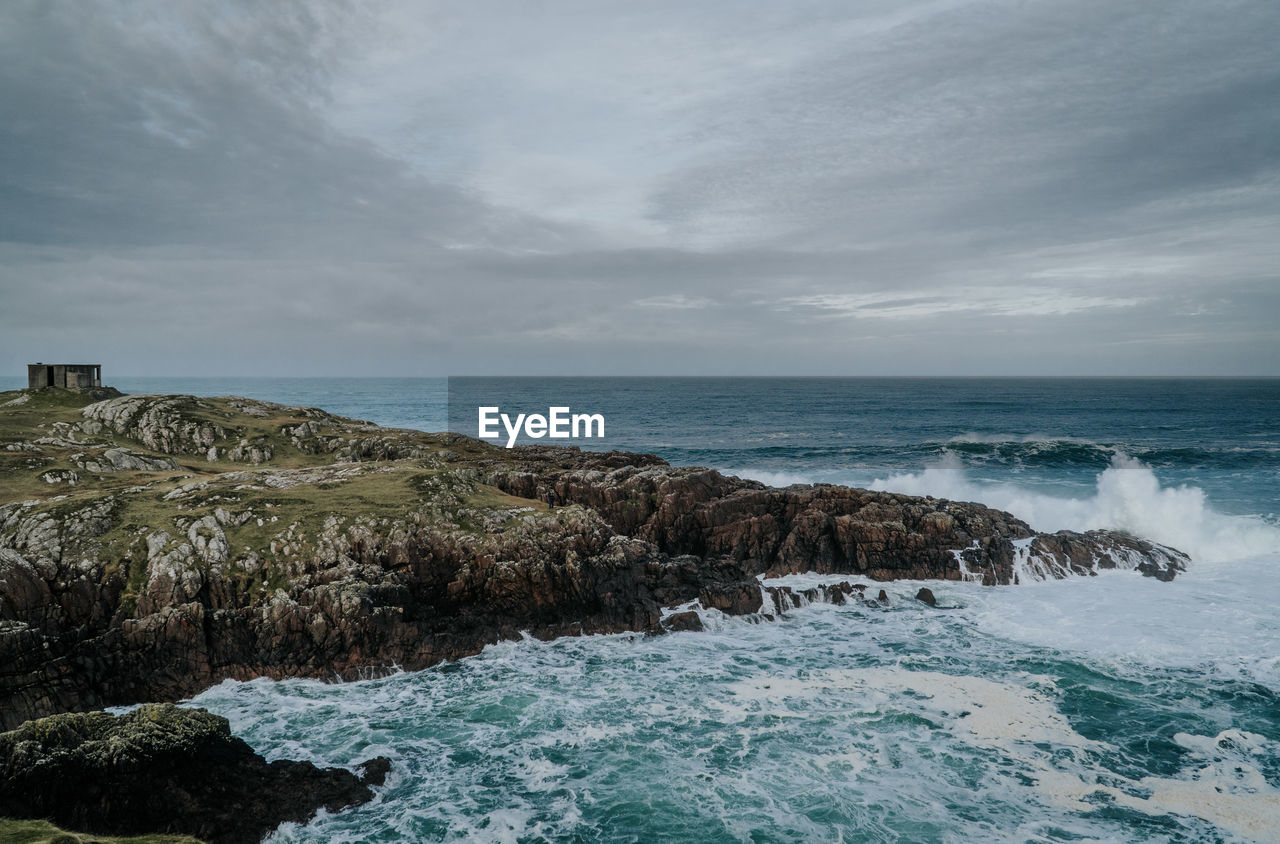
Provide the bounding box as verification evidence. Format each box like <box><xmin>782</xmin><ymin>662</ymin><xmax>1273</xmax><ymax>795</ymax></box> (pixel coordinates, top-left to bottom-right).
<box><xmin>0</xmin><ymin>387</ymin><xmax>550</xmax><ymax>613</ymax></box>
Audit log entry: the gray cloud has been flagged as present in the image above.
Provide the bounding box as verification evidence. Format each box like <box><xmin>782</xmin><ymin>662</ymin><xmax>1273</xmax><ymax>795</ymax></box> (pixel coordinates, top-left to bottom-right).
<box><xmin>1</xmin><ymin>0</ymin><xmax>1277</xmax><ymax>376</ymax></box>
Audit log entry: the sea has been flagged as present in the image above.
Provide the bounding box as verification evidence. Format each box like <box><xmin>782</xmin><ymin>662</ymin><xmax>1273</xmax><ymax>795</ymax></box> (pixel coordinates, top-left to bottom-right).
<box><xmin>7</xmin><ymin>376</ymin><xmax>1279</xmax><ymax>842</ymax></box>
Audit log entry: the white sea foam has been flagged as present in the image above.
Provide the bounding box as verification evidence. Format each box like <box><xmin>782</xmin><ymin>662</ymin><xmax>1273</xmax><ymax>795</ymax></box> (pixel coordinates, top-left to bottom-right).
<box><xmin>719</xmin><ymin>666</ymin><xmax>1280</xmax><ymax>840</ymax></box>
<box><xmin>965</xmin><ymin>553</ymin><xmax>1280</xmax><ymax>688</ymax></box>
<box><xmin>1091</xmin><ymin>728</ymin><xmax>1280</xmax><ymax>842</ymax></box>
<box><xmin>194</xmin><ymin>591</ymin><xmax>1280</xmax><ymax>843</ymax></box>
<box><xmin>947</xmin><ymin>431</ymin><xmax>1096</xmax><ymax>445</ymax></box>
<box><xmin>870</xmin><ymin>454</ymin><xmax>1280</xmax><ymax>562</ymax></box>
<box><xmin>718</xmin><ymin>668</ymin><xmax>1097</xmax><ymax>750</ymax></box>
<box><xmin>765</xmin><ymin>558</ymin><xmax>1280</xmax><ymax>689</ymax></box>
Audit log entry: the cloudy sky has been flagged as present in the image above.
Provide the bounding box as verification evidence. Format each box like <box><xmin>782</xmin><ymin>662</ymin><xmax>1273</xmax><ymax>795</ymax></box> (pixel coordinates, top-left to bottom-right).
<box><xmin>2</xmin><ymin>0</ymin><xmax>1277</xmax><ymax>375</ymax></box>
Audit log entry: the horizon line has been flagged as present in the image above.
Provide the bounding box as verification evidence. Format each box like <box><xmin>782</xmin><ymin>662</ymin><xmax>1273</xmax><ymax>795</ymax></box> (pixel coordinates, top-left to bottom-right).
<box><xmin>6</xmin><ymin>374</ymin><xmax>1279</xmax><ymax>381</ymax></box>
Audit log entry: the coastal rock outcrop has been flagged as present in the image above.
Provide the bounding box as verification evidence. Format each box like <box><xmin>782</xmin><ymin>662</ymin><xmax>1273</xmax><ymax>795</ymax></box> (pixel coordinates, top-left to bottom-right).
<box><xmin>80</xmin><ymin>395</ymin><xmax>228</xmax><ymax>457</ymax></box>
<box><xmin>0</xmin><ymin>389</ymin><xmax>1190</xmax><ymax>728</ymax></box>
<box><xmin>0</xmin><ymin>703</ymin><xmax>388</xmax><ymax>844</ymax></box>
<box><xmin>487</xmin><ymin>450</ymin><xmax>1187</xmax><ymax>585</ymax></box>
<box><xmin>76</xmin><ymin>446</ymin><xmax>180</xmax><ymax>473</ymax></box>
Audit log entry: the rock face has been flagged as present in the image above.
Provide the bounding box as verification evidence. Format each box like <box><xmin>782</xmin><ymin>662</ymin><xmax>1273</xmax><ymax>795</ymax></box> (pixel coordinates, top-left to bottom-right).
<box><xmin>0</xmin><ymin>391</ymin><xmax>1189</xmax><ymax>729</ymax></box>
<box><xmin>0</xmin><ymin>703</ymin><xmax>388</xmax><ymax>844</ymax></box>
<box><xmin>487</xmin><ymin>449</ymin><xmax>1188</xmax><ymax>585</ymax></box>
<box><xmin>81</xmin><ymin>395</ymin><xmax>230</xmax><ymax>457</ymax></box>
<box><xmin>76</xmin><ymin>446</ymin><xmax>180</xmax><ymax>473</ymax></box>
<box><xmin>0</xmin><ymin>499</ymin><xmax>765</xmax><ymax>727</ymax></box>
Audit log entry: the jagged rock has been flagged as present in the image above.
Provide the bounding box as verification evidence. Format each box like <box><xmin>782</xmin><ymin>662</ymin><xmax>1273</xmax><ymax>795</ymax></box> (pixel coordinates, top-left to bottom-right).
<box><xmin>227</xmin><ymin>438</ymin><xmax>272</xmax><ymax>464</ymax></box>
<box><xmin>76</xmin><ymin>447</ymin><xmax>179</xmax><ymax>473</ymax></box>
<box><xmin>916</xmin><ymin>587</ymin><xmax>937</xmax><ymax>606</ymax></box>
<box><xmin>3</xmin><ymin>441</ymin><xmax>42</xmax><ymax>452</ymax></box>
<box><xmin>763</xmin><ymin>581</ymin><xmax>859</xmax><ymax>614</ymax></box>
<box><xmin>489</xmin><ymin>452</ymin><xmax>1188</xmax><ymax>584</ymax></box>
<box><xmin>81</xmin><ymin>395</ymin><xmax>227</xmax><ymax>456</ymax></box>
<box><xmin>0</xmin><ymin>549</ymin><xmax>54</xmax><ymax>625</ymax></box>
<box><xmin>1024</xmin><ymin>530</ymin><xmax>1186</xmax><ymax>582</ymax></box>
<box><xmin>332</xmin><ymin>435</ymin><xmax>430</xmax><ymax>462</ymax></box>
<box><xmin>0</xmin><ymin>703</ymin><xmax>388</xmax><ymax>844</ymax></box>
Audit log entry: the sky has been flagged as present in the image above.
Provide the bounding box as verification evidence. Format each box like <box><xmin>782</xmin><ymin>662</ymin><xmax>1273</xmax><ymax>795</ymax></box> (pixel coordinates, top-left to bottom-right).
<box><xmin>1</xmin><ymin>0</ymin><xmax>1277</xmax><ymax>376</ymax></box>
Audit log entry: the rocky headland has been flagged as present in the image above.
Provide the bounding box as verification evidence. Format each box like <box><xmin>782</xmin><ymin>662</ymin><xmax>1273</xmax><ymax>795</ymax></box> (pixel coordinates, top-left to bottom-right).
<box><xmin>0</xmin><ymin>387</ymin><xmax>1188</xmax><ymax>731</ymax></box>
<box><xmin>0</xmin><ymin>385</ymin><xmax>1191</xmax><ymax>839</ymax></box>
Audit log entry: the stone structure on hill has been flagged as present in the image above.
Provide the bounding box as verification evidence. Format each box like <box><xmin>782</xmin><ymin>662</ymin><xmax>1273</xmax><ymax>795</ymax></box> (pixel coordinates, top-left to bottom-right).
<box><xmin>28</xmin><ymin>362</ymin><xmax>102</xmax><ymax>391</ymax></box>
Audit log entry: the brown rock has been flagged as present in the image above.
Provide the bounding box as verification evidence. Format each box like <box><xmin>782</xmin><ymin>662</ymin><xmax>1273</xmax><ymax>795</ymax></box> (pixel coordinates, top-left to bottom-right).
<box><xmin>663</xmin><ymin>610</ymin><xmax>703</xmax><ymax>632</ymax></box>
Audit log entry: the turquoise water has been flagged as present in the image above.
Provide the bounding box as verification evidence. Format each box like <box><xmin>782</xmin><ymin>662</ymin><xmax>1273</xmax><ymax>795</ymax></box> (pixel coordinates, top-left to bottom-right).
<box><xmin>198</xmin><ymin>564</ymin><xmax>1280</xmax><ymax>842</ymax></box>
<box><xmin>14</xmin><ymin>376</ymin><xmax>1279</xmax><ymax>841</ymax></box>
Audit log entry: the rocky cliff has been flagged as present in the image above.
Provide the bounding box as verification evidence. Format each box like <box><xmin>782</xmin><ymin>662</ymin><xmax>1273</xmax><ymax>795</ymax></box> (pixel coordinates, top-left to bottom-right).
<box><xmin>0</xmin><ymin>388</ymin><xmax>1187</xmax><ymax>729</ymax></box>
<box><xmin>0</xmin><ymin>703</ymin><xmax>388</xmax><ymax>843</ymax></box>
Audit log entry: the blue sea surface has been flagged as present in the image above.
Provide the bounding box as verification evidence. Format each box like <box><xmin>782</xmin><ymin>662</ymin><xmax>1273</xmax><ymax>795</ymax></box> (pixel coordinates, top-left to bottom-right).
<box><xmin>9</xmin><ymin>375</ymin><xmax>1280</xmax><ymax>841</ymax></box>
<box><xmin>448</xmin><ymin>377</ymin><xmax>1280</xmax><ymax>519</ymax></box>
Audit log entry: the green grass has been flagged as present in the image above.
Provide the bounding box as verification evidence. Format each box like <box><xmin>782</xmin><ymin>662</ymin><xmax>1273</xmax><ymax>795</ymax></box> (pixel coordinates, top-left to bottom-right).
<box><xmin>0</xmin><ymin>388</ymin><xmax>513</xmax><ymax>506</ymax></box>
<box><xmin>0</xmin><ymin>389</ymin><xmax>546</xmax><ymax>611</ymax></box>
<box><xmin>0</xmin><ymin>389</ymin><xmax>196</xmax><ymax>502</ymax></box>
<box><xmin>0</xmin><ymin>817</ymin><xmax>202</xmax><ymax>843</ymax></box>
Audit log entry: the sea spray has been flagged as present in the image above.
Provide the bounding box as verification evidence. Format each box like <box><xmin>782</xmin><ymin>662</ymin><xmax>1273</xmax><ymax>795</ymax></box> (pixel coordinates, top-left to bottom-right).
<box><xmin>870</xmin><ymin>454</ymin><xmax>1280</xmax><ymax>563</ymax></box>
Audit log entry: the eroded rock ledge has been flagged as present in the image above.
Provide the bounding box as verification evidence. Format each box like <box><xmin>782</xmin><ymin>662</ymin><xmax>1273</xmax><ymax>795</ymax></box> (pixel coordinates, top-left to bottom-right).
<box><xmin>0</xmin><ymin>703</ymin><xmax>388</xmax><ymax>844</ymax></box>
<box><xmin>488</xmin><ymin>450</ymin><xmax>1187</xmax><ymax>584</ymax></box>
<box><xmin>0</xmin><ymin>389</ymin><xmax>1188</xmax><ymax>729</ymax></box>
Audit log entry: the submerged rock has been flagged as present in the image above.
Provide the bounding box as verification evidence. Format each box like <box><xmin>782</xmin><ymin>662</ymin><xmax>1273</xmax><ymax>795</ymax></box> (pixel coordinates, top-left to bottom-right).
<box><xmin>0</xmin><ymin>703</ymin><xmax>388</xmax><ymax>844</ymax></box>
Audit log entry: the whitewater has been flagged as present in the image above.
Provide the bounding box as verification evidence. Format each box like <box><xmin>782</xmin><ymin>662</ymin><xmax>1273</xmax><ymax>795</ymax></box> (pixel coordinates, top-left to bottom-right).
<box><xmin>867</xmin><ymin>453</ymin><xmax>1279</xmax><ymax>564</ymax></box>
<box><xmin>46</xmin><ymin>376</ymin><xmax>1272</xmax><ymax>842</ymax></box>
